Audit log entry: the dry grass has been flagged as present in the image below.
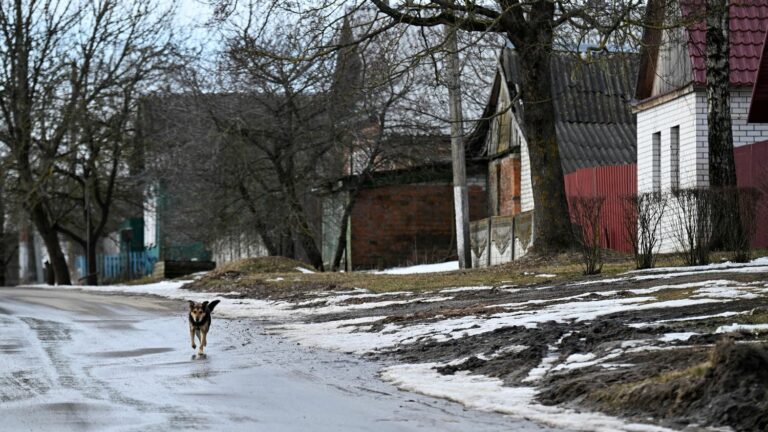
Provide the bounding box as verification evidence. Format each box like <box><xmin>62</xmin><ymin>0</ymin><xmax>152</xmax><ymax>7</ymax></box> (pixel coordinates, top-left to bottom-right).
<box><xmin>184</xmin><ymin>249</ymin><xmax>768</xmax><ymax>295</ymax></box>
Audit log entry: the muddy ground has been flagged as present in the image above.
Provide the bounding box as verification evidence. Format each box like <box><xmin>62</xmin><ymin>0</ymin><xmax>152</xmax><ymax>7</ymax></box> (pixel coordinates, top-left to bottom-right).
<box><xmin>183</xmin><ymin>264</ymin><xmax>768</xmax><ymax>431</ymax></box>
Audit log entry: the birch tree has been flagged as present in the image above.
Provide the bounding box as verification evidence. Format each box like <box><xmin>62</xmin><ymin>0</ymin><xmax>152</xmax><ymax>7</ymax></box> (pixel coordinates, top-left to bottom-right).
<box><xmin>706</xmin><ymin>0</ymin><xmax>736</xmax><ymax>188</ymax></box>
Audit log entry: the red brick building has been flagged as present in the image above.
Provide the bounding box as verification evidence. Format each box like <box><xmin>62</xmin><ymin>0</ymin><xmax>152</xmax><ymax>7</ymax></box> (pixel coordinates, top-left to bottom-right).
<box><xmin>321</xmin><ymin>162</ymin><xmax>487</xmax><ymax>270</ymax></box>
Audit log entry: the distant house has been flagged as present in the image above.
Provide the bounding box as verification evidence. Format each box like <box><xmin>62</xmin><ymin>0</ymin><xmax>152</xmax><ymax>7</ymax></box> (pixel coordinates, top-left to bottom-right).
<box><xmin>319</xmin><ymin>134</ymin><xmax>488</xmax><ymax>270</ymax></box>
<box><xmin>634</xmin><ymin>1</ymin><xmax>768</xmax><ymax>252</ymax></box>
<box><xmin>466</xmin><ymin>48</ymin><xmax>638</xmax><ymax>266</ymax></box>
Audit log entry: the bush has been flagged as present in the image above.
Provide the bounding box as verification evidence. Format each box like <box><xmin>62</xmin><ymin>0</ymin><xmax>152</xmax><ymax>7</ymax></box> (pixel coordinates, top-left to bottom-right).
<box><xmin>569</xmin><ymin>196</ymin><xmax>605</xmax><ymax>275</ymax></box>
<box><xmin>622</xmin><ymin>192</ymin><xmax>667</xmax><ymax>269</ymax></box>
<box><xmin>672</xmin><ymin>188</ymin><xmax>715</xmax><ymax>266</ymax></box>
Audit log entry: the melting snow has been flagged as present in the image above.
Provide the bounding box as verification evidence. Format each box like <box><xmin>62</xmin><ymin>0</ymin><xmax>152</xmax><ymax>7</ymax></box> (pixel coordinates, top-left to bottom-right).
<box><xmin>716</xmin><ymin>323</ymin><xmax>768</xmax><ymax>334</ymax></box>
<box><xmin>381</xmin><ymin>363</ymin><xmax>675</xmax><ymax>432</ymax></box>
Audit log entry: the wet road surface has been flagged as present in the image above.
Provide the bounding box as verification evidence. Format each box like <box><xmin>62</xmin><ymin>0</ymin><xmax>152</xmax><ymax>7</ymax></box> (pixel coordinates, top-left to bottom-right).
<box><xmin>0</xmin><ymin>287</ymin><xmax>565</xmax><ymax>432</ymax></box>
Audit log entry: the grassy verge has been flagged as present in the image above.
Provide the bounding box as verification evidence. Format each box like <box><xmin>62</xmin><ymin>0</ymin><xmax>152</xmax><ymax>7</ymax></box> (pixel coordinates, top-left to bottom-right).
<box><xmin>182</xmin><ymin>249</ymin><xmax>768</xmax><ymax>295</ymax></box>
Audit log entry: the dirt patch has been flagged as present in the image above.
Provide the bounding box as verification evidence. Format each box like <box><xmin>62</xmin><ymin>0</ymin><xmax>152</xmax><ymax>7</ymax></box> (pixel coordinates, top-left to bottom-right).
<box><xmin>569</xmin><ymin>339</ymin><xmax>768</xmax><ymax>432</ymax></box>
<box><xmin>208</xmin><ymin>257</ymin><xmax>312</xmax><ymax>278</ymax></box>
<box><xmin>179</xmin><ymin>251</ymin><xmax>768</xmax><ymax>431</ymax></box>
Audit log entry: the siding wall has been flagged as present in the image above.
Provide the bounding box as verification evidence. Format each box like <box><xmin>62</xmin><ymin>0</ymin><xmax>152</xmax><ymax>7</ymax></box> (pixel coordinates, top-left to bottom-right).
<box><xmin>520</xmin><ymin>130</ymin><xmax>534</xmax><ymax>212</ymax></box>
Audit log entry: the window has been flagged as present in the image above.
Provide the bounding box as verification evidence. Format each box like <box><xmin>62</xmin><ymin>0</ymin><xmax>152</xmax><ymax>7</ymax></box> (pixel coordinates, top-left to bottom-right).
<box><xmin>670</xmin><ymin>126</ymin><xmax>680</xmax><ymax>191</ymax></box>
<box><xmin>652</xmin><ymin>132</ymin><xmax>661</xmax><ymax>192</ymax></box>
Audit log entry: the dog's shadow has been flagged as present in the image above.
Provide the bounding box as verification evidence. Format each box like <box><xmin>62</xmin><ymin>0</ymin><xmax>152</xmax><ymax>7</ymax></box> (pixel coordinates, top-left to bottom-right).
<box><xmin>191</xmin><ymin>353</ymin><xmax>208</xmax><ymax>361</ymax></box>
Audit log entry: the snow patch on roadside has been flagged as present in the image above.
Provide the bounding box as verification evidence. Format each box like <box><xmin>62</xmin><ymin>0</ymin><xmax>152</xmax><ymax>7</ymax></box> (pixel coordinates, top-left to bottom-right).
<box><xmin>716</xmin><ymin>323</ymin><xmax>768</xmax><ymax>334</ymax></box>
<box><xmin>381</xmin><ymin>363</ymin><xmax>675</xmax><ymax>432</ymax></box>
<box><xmin>439</xmin><ymin>286</ymin><xmax>493</xmax><ymax>293</ymax></box>
<box><xmin>373</xmin><ymin>261</ymin><xmax>458</xmax><ymax>275</ymax></box>
<box><xmin>659</xmin><ymin>332</ymin><xmax>698</xmax><ymax>342</ymax></box>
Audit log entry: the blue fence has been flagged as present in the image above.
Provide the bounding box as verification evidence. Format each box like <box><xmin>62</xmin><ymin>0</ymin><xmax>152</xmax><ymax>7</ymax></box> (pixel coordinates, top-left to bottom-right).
<box><xmin>76</xmin><ymin>251</ymin><xmax>157</xmax><ymax>283</ymax></box>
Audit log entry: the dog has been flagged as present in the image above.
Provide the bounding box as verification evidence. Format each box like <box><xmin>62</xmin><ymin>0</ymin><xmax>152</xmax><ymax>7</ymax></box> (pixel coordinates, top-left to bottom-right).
<box><xmin>188</xmin><ymin>300</ymin><xmax>220</xmax><ymax>356</ymax></box>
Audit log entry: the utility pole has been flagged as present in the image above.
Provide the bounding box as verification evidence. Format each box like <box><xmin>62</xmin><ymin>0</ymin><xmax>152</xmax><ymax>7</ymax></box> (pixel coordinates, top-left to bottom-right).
<box><xmin>444</xmin><ymin>20</ymin><xmax>472</xmax><ymax>269</ymax></box>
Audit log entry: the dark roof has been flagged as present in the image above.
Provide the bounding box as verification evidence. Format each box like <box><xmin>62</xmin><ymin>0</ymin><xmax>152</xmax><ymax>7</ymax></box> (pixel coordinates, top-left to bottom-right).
<box><xmin>749</xmin><ymin>23</ymin><xmax>768</xmax><ymax>122</ymax></box>
<box><xmin>470</xmin><ymin>49</ymin><xmax>637</xmax><ymax>174</ymax></box>
<box><xmin>683</xmin><ymin>0</ymin><xmax>768</xmax><ymax>86</ymax></box>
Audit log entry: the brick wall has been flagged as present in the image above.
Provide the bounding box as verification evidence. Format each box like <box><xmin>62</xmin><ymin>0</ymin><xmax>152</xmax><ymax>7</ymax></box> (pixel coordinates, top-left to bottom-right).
<box><xmin>489</xmin><ymin>155</ymin><xmax>521</xmax><ymax>217</ymax></box>
<box><xmin>637</xmin><ymin>88</ymin><xmax>768</xmax><ymax>253</ymax></box>
<box><xmin>350</xmin><ymin>181</ymin><xmax>488</xmax><ymax>269</ymax></box>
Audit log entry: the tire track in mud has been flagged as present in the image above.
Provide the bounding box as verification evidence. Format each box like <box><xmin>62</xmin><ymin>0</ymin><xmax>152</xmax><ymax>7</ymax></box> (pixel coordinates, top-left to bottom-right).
<box><xmin>0</xmin><ymin>316</ymin><xmax>52</xmax><ymax>403</ymax></box>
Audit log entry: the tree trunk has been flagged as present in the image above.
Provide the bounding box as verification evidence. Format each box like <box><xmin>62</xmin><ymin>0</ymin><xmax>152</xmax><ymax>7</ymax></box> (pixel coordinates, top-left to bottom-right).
<box><xmin>85</xmin><ymin>240</ymin><xmax>98</xmax><ymax>285</ymax></box>
<box><xmin>287</xmin><ymin>201</ymin><xmax>325</xmax><ymax>271</ymax></box>
<box><xmin>280</xmin><ymin>228</ymin><xmax>295</xmax><ymax>259</ymax></box>
<box><xmin>255</xmin><ymin>223</ymin><xmax>279</xmax><ymax>256</ymax></box>
<box><xmin>0</xmin><ymin>183</ymin><xmax>6</xmax><ymax>286</ymax></box>
<box><xmin>331</xmin><ymin>192</ymin><xmax>356</xmax><ymax>272</ymax></box>
<box><xmin>707</xmin><ymin>0</ymin><xmax>737</xmax><ymax>188</ymax></box>
<box><xmin>517</xmin><ymin>17</ymin><xmax>574</xmax><ymax>254</ymax></box>
<box><xmin>30</xmin><ymin>204</ymin><xmax>71</xmax><ymax>285</ymax></box>
<box><xmin>707</xmin><ymin>0</ymin><xmax>740</xmax><ymax>251</ymax></box>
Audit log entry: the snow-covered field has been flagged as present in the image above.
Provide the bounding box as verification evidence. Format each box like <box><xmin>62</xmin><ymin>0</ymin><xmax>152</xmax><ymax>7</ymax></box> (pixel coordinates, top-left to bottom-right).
<box><xmin>26</xmin><ymin>256</ymin><xmax>768</xmax><ymax>432</ymax></box>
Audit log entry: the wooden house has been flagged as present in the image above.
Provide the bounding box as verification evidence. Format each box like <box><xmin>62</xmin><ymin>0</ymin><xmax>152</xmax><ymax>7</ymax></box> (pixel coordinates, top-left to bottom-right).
<box><xmin>466</xmin><ymin>48</ymin><xmax>638</xmax><ymax>266</ymax></box>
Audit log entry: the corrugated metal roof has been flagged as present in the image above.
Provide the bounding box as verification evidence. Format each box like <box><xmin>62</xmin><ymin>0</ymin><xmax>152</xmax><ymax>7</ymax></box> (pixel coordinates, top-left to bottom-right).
<box><xmin>683</xmin><ymin>0</ymin><xmax>768</xmax><ymax>86</ymax></box>
<box><xmin>500</xmin><ymin>50</ymin><xmax>637</xmax><ymax>174</ymax></box>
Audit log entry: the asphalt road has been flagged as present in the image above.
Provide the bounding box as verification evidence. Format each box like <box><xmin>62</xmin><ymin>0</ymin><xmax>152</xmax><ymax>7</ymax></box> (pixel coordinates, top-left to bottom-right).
<box><xmin>0</xmin><ymin>287</ymin><xmax>565</xmax><ymax>432</ymax></box>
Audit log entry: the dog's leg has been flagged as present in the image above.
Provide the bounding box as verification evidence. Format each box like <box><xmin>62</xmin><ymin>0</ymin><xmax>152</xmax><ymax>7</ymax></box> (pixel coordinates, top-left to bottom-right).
<box><xmin>190</xmin><ymin>327</ymin><xmax>196</xmax><ymax>349</ymax></box>
<box><xmin>199</xmin><ymin>331</ymin><xmax>207</xmax><ymax>355</ymax></box>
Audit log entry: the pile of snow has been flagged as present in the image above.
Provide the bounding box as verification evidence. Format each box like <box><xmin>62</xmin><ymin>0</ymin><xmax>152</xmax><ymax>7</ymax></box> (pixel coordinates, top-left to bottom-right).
<box><xmin>372</xmin><ymin>261</ymin><xmax>458</xmax><ymax>275</ymax></box>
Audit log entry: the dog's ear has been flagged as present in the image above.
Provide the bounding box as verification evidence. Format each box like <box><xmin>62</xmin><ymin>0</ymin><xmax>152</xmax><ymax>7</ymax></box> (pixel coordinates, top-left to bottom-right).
<box><xmin>188</xmin><ymin>300</ymin><xmax>195</xmax><ymax>310</ymax></box>
<box><xmin>207</xmin><ymin>299</ymin><xmax>220</xmax><ymax>312</ymax></box>
<box><xmin>202</xmin><ymin>301</ymin><xmax>209</xmax><ymax>311</ymax></box>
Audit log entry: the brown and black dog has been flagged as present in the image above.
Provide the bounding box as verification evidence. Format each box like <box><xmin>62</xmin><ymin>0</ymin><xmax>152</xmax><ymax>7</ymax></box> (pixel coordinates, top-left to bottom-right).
<box><xmin>188</xmin><ymin>300</ymin><xmax>220</xmax><ymax>356</ymax></box>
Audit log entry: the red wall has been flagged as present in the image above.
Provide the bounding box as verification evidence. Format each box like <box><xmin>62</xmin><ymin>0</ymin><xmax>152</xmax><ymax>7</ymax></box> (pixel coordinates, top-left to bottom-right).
<box><xmin>351</xmin><ymin>183</ymin><xmax>487</xmax><ymax>269</ymax></box>
<box><xmin>564</xmin><ymin>164</ymin><xmax>637</xmax><ymax>253</ymax></box>
<box><xmin>495</xmin><ymin>157</ymin><xmax>521</xmax><ymax>216</ymax></box>
<box><xmin>734</xmin><ymin>140</ymin><xmax>768</xmax><ymax>248</ymax></box>
<box><xmin>564</xmin><ymin>140</ymin><xmax>768</xmax><ymax>254</ymax></box>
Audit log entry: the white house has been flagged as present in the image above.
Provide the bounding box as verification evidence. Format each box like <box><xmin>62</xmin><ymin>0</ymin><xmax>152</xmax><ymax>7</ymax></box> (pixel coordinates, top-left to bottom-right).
<box><xmin>634</xmin><ymin>1</ymin><xmax>768</xmax><ymax>252</ymax></box>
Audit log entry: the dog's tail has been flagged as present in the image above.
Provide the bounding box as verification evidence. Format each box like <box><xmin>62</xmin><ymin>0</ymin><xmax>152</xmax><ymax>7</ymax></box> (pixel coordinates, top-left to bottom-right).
<box><xmin>207</xmin><ymin>299</ymin><xmax>221</xmax><ymax>312</ymax></box>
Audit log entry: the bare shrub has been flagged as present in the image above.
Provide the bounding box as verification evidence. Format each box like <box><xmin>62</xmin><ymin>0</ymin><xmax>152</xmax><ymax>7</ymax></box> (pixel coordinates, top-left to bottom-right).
<box><xmin>570</xmin><ymin>196</ymin><xmax>606</xmax><ymax>275</ymax></box>
<box><xmin>672</xmin><ymin>188</ymin><xmax>715</xmax><ymax>266</ymax></box>
<box><xmin>622</xmin><ymin>192</ymin><xmax>667</xmax><ymax>269</ymax></box>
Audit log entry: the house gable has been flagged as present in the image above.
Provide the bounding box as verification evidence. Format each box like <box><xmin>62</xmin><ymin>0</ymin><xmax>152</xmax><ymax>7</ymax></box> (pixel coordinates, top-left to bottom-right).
<box><xmin>637</xmin><ymin>0</ymin><xmax>768</xmax><ymax>102</ymax></box>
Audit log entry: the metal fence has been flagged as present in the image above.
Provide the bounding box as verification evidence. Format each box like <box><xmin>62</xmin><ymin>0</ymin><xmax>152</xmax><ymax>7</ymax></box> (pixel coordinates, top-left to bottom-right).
<box><xmin>564</xmin><ymin>164</ymin><xmax>637</xmax><ymax>253</ymax></box>
<box><xmin>75</xmin><ymin>251</ymin><xmax>157</xmax><ymax>283</ymax></box>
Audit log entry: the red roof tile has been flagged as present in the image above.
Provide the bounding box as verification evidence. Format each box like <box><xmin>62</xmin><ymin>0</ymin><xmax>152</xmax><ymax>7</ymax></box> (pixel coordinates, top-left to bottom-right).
<box><xmin>683</xmin><ymin>1</ymin><xmax>768</xmax><ymax>86</ymax></box>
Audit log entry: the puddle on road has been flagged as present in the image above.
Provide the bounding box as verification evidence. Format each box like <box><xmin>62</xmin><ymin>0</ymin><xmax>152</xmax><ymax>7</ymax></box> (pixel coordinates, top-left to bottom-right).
<box><xmin>73</xmin><ymin>319</ymin><xmax>139</xmax><ymax>331</ymax></box>
<box><xmin>87</xmin><ymin>347</ymin><xmax>175</xmax><ymax>358</ymax></box>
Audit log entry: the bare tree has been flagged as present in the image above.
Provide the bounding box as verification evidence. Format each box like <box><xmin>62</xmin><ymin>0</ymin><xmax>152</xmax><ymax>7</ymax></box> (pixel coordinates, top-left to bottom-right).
<box><xmin>50</xmin><ymin>2</ymin><xmax>176</xmax><ymax>285</ymax></box>
<box><xmin>0</xmin><ymin>0</ymin><xmax>177</xmax><ymax>284</ymax></box>
<box><xmin>362</xmin><ymin>0</ymin><xmax>644</xmax><ymax>254</ymax></box>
